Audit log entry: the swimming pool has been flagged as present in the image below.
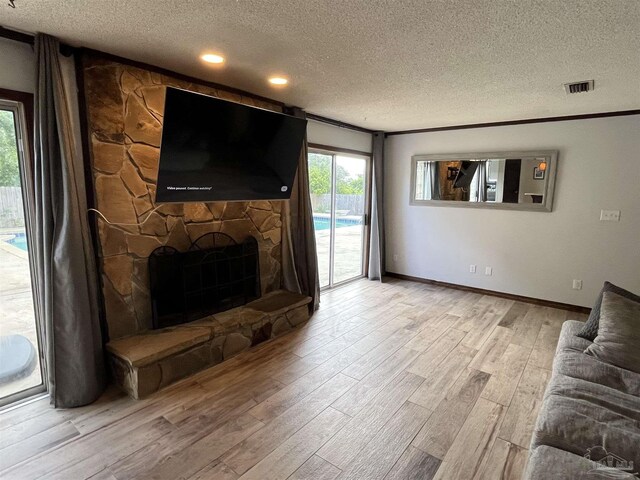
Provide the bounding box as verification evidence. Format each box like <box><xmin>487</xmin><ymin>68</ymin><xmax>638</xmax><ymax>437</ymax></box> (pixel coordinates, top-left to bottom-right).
<box><xmin>313</xmin><ymin>215</ymin><xmax>362</xmax><ymax>231</ymax></box>
<box><xmin>4</xmin><ymin>233</ymin><xmax>28</xmax><ymax>252</ymax></box>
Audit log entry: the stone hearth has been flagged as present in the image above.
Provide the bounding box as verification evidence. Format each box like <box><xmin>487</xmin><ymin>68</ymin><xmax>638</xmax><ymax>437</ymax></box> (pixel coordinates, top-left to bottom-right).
<box><xmin>107</xmin><ymin>290</ymin><xmax>311</xmax><ymax>399</ymax></box>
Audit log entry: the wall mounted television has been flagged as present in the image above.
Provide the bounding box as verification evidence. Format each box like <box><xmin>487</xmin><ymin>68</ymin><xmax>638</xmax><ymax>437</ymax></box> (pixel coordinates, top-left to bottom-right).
<box><xmin>155</xmin><ymin>87</ymin><xmax>307</xmax><ymax>203</ymax></box>
<box><xmin>452</xmin><ymin>161</ymin><xmax>479</xmax><ymax>189</ymax></box>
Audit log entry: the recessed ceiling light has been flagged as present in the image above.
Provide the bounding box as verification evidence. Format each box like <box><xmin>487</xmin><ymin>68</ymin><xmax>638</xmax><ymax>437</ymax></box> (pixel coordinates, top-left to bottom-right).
<box><xmin>201</xmin><ymin>53</ymin><xmax>225</xmax><ymax>64</ymax></box>
<box><xmin>268</xmin><ymin>77</ymin><xmax>288</xmax><ymax>86</ymax></box>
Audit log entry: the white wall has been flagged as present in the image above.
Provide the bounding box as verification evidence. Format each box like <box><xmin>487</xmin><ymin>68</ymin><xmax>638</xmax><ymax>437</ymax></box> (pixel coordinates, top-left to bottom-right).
<box><xmin>307</xmin><ymin>120</ymin><xmax>372</xmax><ymax>153</ymax></box>
<box><xmin>0</xmin><ymin>38</ymin><xmax>35</xmax><ymax>93</ymax></box>
<box><xmin>385</xmin><ymin>115</ymin><xmax>640</xmax><ymax>307</ymax></box>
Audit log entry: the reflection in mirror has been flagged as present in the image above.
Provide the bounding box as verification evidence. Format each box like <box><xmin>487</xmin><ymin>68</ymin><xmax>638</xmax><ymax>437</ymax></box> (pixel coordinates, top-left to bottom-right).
<box><xmin>411</xmin><ymin>151</ymin><xmax>557</xmax><ymax>212</ymax></box>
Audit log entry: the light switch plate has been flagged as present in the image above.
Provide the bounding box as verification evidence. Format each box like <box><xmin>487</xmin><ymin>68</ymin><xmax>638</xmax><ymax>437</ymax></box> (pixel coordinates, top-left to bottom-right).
<box><xmin>485</xmin><ymin>267</ymin><xmax>492</xmax><ymax>276</ymax></box>
<box><xmin>600</xmin><ymin>210</ymin><xmax>621</xmax><ymax>222</ymax></box>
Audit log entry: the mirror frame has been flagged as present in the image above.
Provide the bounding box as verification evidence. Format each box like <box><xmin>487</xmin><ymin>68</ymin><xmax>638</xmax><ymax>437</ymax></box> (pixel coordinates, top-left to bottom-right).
<box><xmin>409</xmin><ymin>150</ymin><xmax>558</xmax><ymax>212</ymax></box>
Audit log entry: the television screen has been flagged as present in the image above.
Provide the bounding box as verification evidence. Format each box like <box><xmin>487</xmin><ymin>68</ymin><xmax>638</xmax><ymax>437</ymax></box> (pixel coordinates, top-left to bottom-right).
<box><xmin>453</xmin><ymin>161</ymin><xmax>479</xmax><ymax>189</ymax></box>
<box><xmin>156</xmin><ymin>87</ymin><xmax>307</xmax><ymax>203</ymax></box>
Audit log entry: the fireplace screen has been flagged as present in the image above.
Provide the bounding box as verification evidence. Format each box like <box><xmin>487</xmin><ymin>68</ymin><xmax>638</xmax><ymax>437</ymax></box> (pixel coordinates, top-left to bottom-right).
<box><xmin>149</xmin><ymin>233</ymin><xmax>260</xmax><ymax>329</ymax></box>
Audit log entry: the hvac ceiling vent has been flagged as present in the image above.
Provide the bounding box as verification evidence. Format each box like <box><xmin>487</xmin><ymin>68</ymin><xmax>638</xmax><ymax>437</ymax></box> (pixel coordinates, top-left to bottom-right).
<box><xmin>564</xmin><ymin>80</ymin><xmax>594</xmax><ymax>94</ymax></box>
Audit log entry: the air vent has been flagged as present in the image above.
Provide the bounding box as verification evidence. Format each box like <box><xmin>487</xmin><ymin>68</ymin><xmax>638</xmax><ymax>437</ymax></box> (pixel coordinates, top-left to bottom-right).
<box><xmin>564</xmin><ymin>80</ymin><xmax>594</xmax><ymax>94</ymax></box>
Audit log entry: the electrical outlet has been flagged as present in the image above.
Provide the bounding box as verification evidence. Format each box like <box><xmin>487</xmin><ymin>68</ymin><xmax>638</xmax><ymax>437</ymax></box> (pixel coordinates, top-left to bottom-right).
<box><xmin>485</xmin><ymin>267</ymin><xmax>492</xmax><ymax>276</ymax></box>
<box><xmin>600</xmin><ymin>210</ymin><xmax>620</xmax><ymax>222</ymax></box>
<box><xmin>393</xmin><ymin>254</ymin><xmax>399</xmax><ymax>262</ymax></box>
<box><xmin>469</xmin><ymin>264</ymin><xmax>476</xmax><ymax>273</ymax></box>
<box><xmin>572</xmin><ymin>279</ymin><xmax>583</xmax><ymax>290</ymax></box>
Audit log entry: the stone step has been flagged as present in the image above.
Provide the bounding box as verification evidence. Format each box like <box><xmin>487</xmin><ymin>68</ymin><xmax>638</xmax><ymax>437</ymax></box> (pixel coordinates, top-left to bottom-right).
<box><xmin>106</xmin><ymin>290</ymin><xmax>311</xmax><ymax>399</ymax></box>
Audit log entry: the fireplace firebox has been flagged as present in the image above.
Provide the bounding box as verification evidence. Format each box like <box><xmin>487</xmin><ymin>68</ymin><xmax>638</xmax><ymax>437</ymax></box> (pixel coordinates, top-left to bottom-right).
<box><xmin>149</xmin><ymin>233</ymin><xmax>260</xmax><ymax>329</ymax></box>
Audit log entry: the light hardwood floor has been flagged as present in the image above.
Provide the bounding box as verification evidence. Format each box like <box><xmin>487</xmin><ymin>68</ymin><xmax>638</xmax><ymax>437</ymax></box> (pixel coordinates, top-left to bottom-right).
<box><xmin>0</xmin><ymin>278</ymin><xmax>585</xmax><ymax>480</ymax></box>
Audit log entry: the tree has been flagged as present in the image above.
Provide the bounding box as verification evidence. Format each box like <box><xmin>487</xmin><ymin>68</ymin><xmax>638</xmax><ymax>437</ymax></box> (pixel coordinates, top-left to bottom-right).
<box><xmin>0</xmin><ymin>110</ymin><xmax>20</xmax><ymax>187</ymax></box>
<box><xmin>336</xmin><ymin>171</ymin><xmax>364</xmax><ymax>195</ymax></box>
<box><xmin>308</xmin><ymin>153</ymin><xmax>331</xmax><ymax>194</ymax></box>
<box><xmin>308</xmin><ymin>152</ymin><xmax>364</xmax><ymax>196</ymax></box>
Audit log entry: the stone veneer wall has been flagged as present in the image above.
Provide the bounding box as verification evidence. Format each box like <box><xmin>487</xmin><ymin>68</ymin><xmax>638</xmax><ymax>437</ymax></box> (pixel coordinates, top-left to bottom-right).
<box><xmin>82</xmin><ymin>55</ymin><xmax>285</xmax><ymax>340</ymax></box>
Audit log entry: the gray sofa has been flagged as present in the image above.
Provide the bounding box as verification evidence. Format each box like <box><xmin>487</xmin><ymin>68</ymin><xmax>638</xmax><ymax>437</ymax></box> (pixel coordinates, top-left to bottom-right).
<box><xmin>524</xmin><ymin>320</ymin><xmax>640</xmax><ymax>479</ymax></box>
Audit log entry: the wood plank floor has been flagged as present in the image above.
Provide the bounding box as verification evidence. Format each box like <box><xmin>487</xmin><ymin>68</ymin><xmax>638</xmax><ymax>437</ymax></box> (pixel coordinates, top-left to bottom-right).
<box><xmin>0</xmin><ymin>278</ymin><xmax>585</xmax><ymax>480</ymax></box>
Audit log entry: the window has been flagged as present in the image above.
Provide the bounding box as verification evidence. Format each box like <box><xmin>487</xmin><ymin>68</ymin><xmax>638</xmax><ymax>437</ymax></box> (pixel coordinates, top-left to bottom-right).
<box><xmin>0</xmin><ymin>91</ymin><xmax>45</xmax><ymax>407</ymax></box>
<box><xmin>308</xmin><ymin>145</ymin><xmax>371</xmax><ymax>288</ymax></box>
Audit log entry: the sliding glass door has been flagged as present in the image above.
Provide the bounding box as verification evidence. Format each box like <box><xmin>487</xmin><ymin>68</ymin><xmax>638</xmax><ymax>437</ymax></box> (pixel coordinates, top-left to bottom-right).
<box><xmin>309</xmin><ymin>147</ymin><xmax>370</xmax><ymax>288</ymax></box>
<box><xmin>0</xmin><ymin>96</ymin><xmax>44</xmax><ymax>407</ymax></box>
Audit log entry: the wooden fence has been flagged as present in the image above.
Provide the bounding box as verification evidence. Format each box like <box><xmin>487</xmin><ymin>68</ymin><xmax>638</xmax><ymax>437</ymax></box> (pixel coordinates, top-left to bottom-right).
<box><xmin>310</xmin><ymin>194</ymin><xmax>365</xmax><ymax>215</ymax></box>
<box><xmin>0</xmin><ymin>187</ymin><xmax>25</xmax><ymax>228</ymax></box>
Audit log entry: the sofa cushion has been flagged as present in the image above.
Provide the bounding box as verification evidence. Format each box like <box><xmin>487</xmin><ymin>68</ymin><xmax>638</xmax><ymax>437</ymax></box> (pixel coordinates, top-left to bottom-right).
<box><xmin>554</xmin><ymin>319</ymin><xmax>640</xmax><ymax>396</ymax></box>
<box><xmin>577</xmin><ymin>281</ymin><xmax>640</xmax><ymax>341</ymax></box>
<box><xmin>531</xmin><ymin>373</ymin><xmax>640</xmax><ymax>470</ymax></box>
<box><xmin>555</xmin><ymin>320</ymin><xmax>592</xmax><ymax>355</ymax></box>
<box><xmin>585</xmin><ymin>292</ymin><xmax>640</xmax><ymax>374</ymax></box>
<box><xmin>525</xmin><ymin>445</ymin><xmax>637</xmax><ymax>480</ymax></box>
<box><xmin>553</xmin><ymin>351</ymin><xmax>640</xmax><ymax>397</ymax></box>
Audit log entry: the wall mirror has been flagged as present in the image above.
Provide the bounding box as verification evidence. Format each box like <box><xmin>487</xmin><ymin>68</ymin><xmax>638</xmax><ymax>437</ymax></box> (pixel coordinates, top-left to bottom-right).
<box><xmin>410</xmin><ymin>150</ymin><xmax>558</xmax><ymax>212</ymax></box>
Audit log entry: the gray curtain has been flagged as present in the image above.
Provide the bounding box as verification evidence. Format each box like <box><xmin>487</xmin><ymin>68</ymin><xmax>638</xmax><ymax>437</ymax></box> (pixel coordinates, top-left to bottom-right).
<box><xmin>368</xmin><ymin>132</ymin><xmax>385</xmax><ymax>280</ymax></box>
<box><xmin>32</xmin><ymin>34</ymin><xmax>106</xmax><ymax>407</ymax></box>
<box><xmin>430</xmin><ymin>161</ymin><xmax>441</xmax><ymax>200</ymax></box>
<box><xmin>476</xmin><ymin>161</ymin><xmax>487</xmax><ymax>202</ymax></box>
<box><xmin>281</xmin><ymin>107</ymin><xmax>320</xmax><ymax>312</ymax></box>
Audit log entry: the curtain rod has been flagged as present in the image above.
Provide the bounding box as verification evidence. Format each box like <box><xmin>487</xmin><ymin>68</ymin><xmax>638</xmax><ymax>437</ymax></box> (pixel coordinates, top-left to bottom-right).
<box><xmin>0</xmin><ymin>26</ymin><xmax>34</xmax><ymax>45</ymax></box>
<box><xmin>306</xmin><ymin>112</ymin><xmax>376</xmax><ymax>135</ymax></box>
<box><xmin>0</xmin><ymin>26</ymin><xmax>76</xmax><ymax>56</ymax></box>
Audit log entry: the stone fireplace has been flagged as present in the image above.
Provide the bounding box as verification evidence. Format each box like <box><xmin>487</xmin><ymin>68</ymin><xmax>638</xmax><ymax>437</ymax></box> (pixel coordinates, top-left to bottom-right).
<box><xmin>81</xmin><ymin>54</ymin><xmax>286</xmax><ymax>341</ymax></box>
<box><xmin>80</xmin><ymin>53</ymin><xmax>312</xmax><ymax>399</ymax></box>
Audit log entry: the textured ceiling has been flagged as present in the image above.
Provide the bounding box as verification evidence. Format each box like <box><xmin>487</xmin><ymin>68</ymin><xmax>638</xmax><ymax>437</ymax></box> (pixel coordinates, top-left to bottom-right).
<box><xmin>3</xmin><ymin>0</ymin><xmax>639</xmax><ymax>131</ymax></box>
